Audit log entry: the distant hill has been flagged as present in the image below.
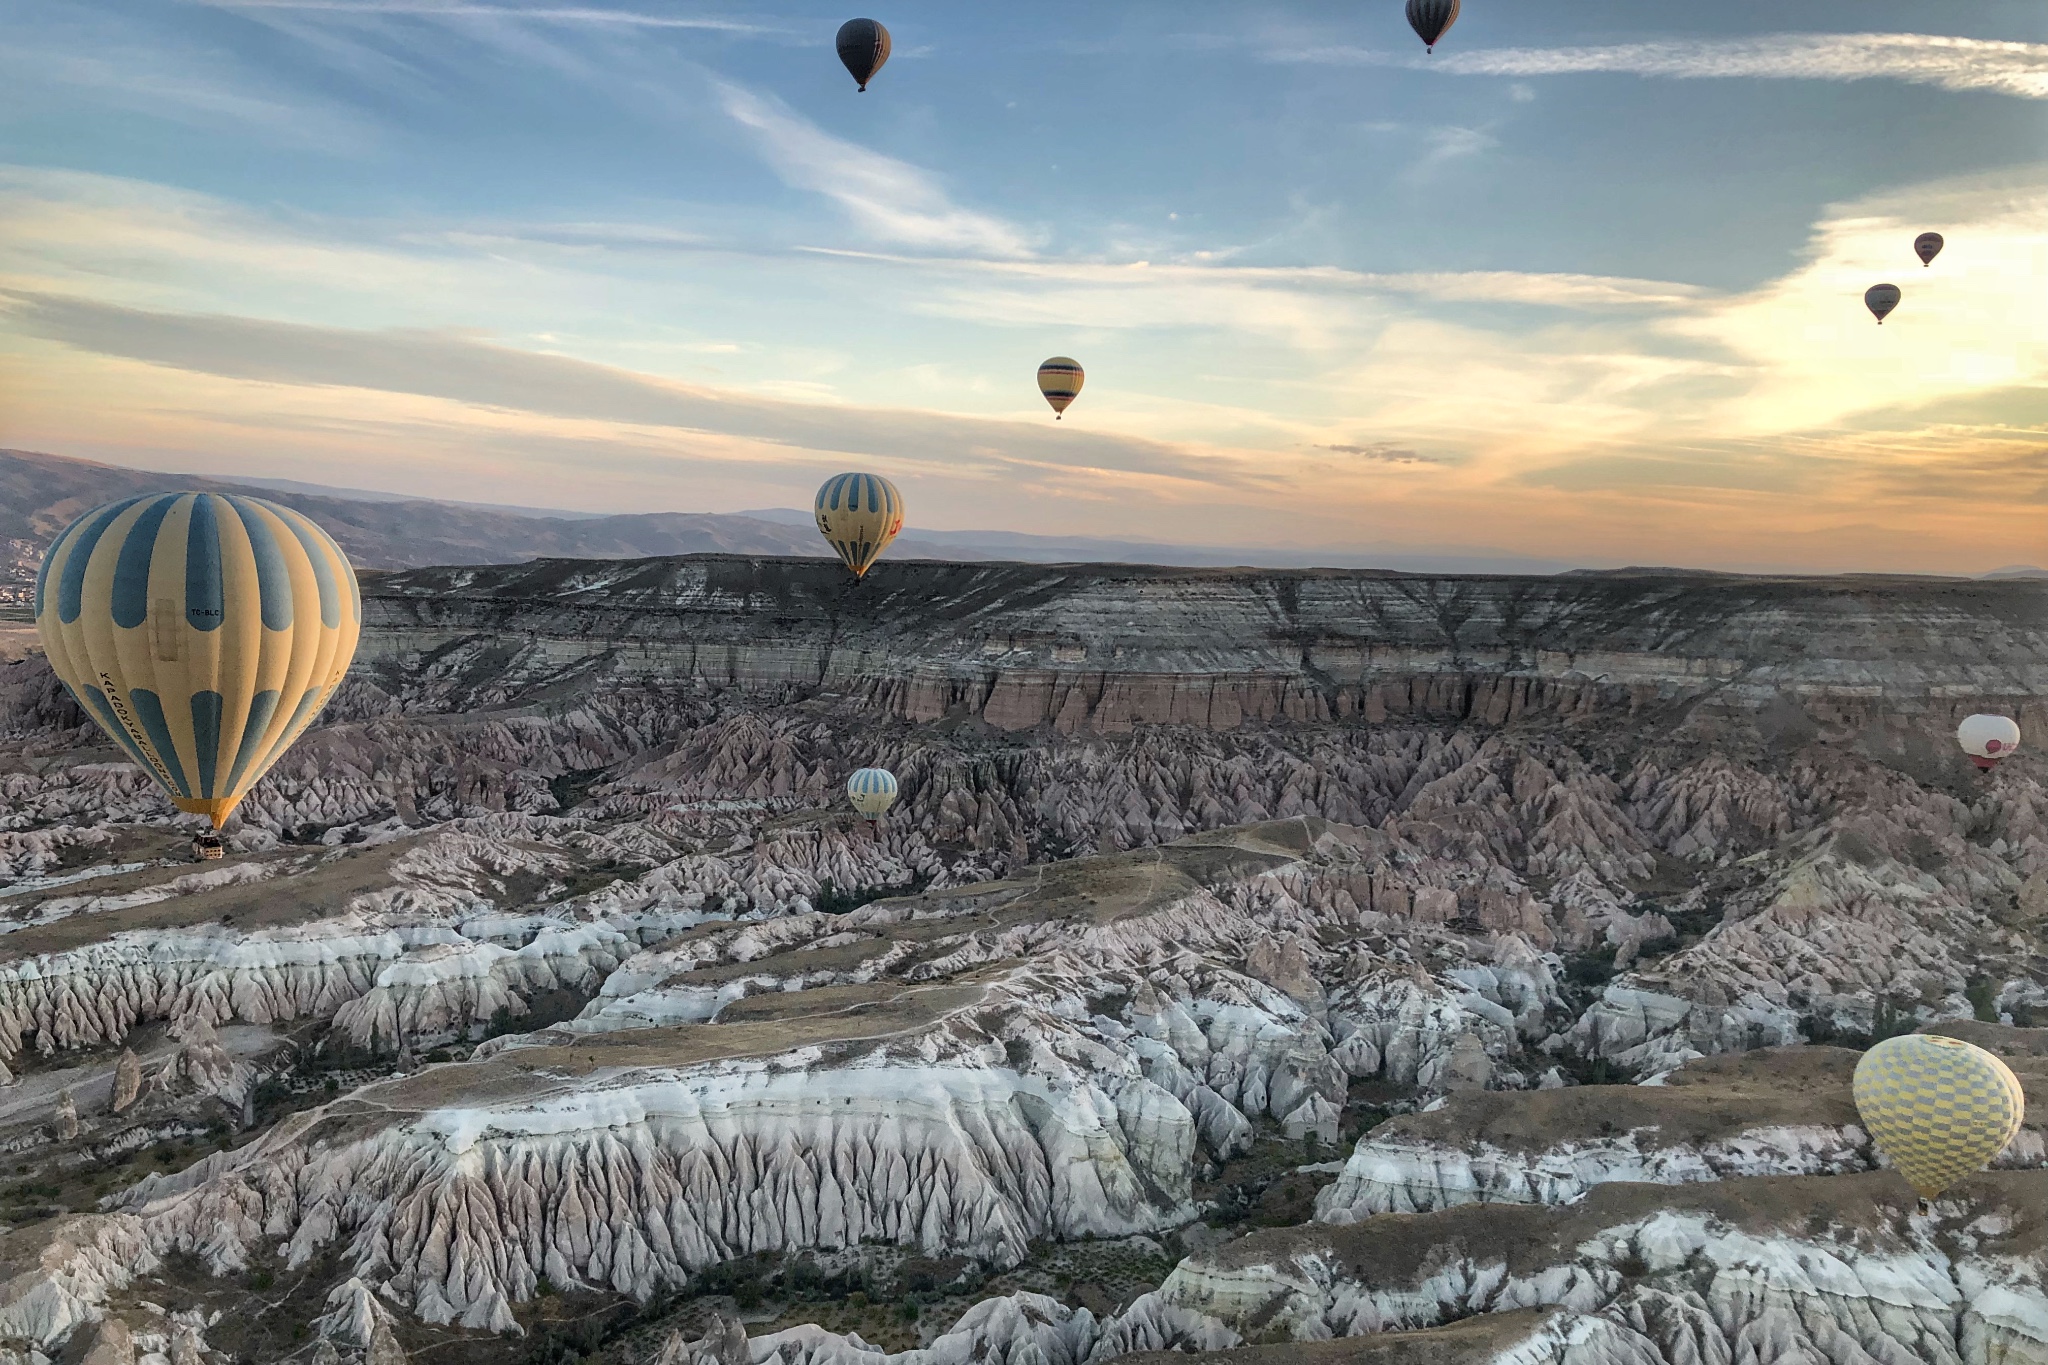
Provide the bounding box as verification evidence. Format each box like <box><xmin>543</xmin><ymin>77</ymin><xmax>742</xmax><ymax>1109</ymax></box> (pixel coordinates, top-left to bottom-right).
<box><xmin>227</xmin><ymin>475</ymin><xmax>611</xmax><ymax>521</ymax></box>
<box><xmin>0</xmin><ymin>449</ymin><xmax>1584</xmax><ymax>609</ymax></box>
<box><xmin>8</xmin><ymin>449</ymin><xmax>2028</xmax><ymax>608</ymax></box>
<box><xmin>0</xmin><ymin>448</ymin><xmax>859</xmax><ymax>607</ymax></box>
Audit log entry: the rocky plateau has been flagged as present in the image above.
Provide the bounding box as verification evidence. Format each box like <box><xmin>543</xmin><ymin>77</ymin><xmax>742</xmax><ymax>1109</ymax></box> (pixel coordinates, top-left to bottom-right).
<box><xmin>0</xmin><ymin>550</ymin><xmax>2042</xmax><ymax>1365</ymax></box>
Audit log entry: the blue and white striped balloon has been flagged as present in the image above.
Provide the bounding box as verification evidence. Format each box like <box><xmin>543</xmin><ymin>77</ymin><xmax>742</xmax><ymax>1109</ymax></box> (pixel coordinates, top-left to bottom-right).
<box><xmin>846</xmin><ymin>767</ymin><xmax>898</xmax><ymax>819</ymax></box>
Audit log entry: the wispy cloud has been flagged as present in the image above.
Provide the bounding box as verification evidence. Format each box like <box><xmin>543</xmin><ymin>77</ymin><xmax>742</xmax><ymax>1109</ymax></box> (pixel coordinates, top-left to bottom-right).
<box><xmin>6</xmin><ymin>160</ymin><xmax>2048</xmax><ymax>573</ymax></box>
<box><xmin>846</xmin><ymin>255</ymin><xmax>1708</xmax><ymax>345</ymax></box>
<box><xmin>716</xmin><ymin>82</ymin><xmax>1038</xmax><ymax>259</ymax></box>
<box><xmin>195</xmin><ymin>1</ymin><xmax>793</xmax><ymax>34</ymax></box>
<box><xmin>1272</xmin><ymin>32</ymin><xmax>2048</xmax><ymax>100</ymax></box>
<box><xmin>1</xmin><ymin>289</ymin><xmax>1239</xmax><ymax>487</ymax></box>
<box><xmin>0</xmin><ymin>11</ymin><xmax>370</xmax><ymax>150</ymax></box>
<box><xmin>1407</xmin><ymin>124</ymin><xmax>1497</xmax><ymax>179</ymax></box>
<box><xmin>1316</xmin><ymin>443</ymin><xmax>1446</xmax><ymax>464</ymax></box>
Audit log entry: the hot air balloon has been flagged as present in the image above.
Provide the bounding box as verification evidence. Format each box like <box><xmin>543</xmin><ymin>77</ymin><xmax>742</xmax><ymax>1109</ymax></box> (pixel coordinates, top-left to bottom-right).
<box><xmin>1406</xmin><ymin>0</ymin><xmax>1460</xmax><ymax>52</ymax></box>
<box><xmin>1037</xmin><ymin>357</ymin><xmax>1084</xmax><ymax>419</ymax></box>
<box><xmin>836</xmin><ymin>18</ymin><xmax>891</xmax><ymax>91</ymax></box>
<box><xmin>1915</xmin><ymin>232</ymin><xmax>1944</xmax><ymax>268</ymax></box>
<box><xmin>1854</xmin><ymin>1034</ymin><xmax>2024</xmax><ymax>1200</ymax></box>
<box><xmin>847</xmin><ymin>767</ymin><xmax>898</xmax><ymax>819</ymax></box>
<box><xmin>1958</xmin><ymin>714</ymin><xmax>2021</xmax><ymax>770</ymax></box>
<box><xmin>1865</xmin><ymin>284</ymin><xmax>1901</xmax><ymax>324</ymax></box>
<box><xmin>35</xmin><ymin>494</ymin><xmax>361</xmax><ymax>843</ymax></box>
<box><xmin>814</xmin><ymin>473</ymin><xmax>904</xmax><ymax>578</ymax></box>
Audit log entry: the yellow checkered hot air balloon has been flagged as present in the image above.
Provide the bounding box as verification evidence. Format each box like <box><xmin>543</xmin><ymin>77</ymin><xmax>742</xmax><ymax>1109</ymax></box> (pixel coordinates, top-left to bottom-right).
<box><xmin>1853</xmin><ymin>1033</ymin><xmax>2025</xmax><ymax>1199</ymax></box>
<box><xmin>35</xmin><ymin>493</ymin><xmax>361</xmax><ymax>833</ymax></box>
<box><xmin>814</xmin><ymin>473</ymin><xmax>904</xmax><ymax>579</ymax></box>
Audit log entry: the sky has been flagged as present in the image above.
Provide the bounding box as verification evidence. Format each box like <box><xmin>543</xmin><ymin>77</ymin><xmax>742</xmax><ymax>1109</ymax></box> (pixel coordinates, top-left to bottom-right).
<box><xmin>1</xmin><ymin>1</ymin><xmax>2045</xmax><ymax>573</ymax></box>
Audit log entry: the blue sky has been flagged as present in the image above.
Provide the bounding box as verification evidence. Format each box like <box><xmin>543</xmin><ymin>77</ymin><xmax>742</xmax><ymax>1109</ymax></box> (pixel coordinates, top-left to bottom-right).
<box><xmin>2</xmin><ymin>2</ymin><xmax>2046</xmax><ymax>571</ymax></box>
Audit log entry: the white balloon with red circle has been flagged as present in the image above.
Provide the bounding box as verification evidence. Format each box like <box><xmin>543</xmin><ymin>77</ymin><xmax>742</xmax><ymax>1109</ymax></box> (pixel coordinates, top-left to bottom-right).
<box><xmin>1957</xmin><ymin>714</ymin><xmax>2021</xmax><ymax>769</ymax></box>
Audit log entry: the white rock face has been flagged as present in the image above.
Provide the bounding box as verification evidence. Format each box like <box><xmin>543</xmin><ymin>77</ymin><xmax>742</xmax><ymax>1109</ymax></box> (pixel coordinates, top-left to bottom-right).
<box><xmin>329</xmin><ymin>923</ymin><xmax>629</xmax><ymax>1051</ymax></box>
<box><xmin>124</xmin><ymin>1059</ymin><xmax>1199</xmax><ymax>1329</ymax></box>
<box><xmin>0</xmin><ymin>909</ymin><xmax>634</xmax><ymax>1063</ymax></box>
<box><xmin>750</xmin><ymin>1293</ymin><xmax>1100</xmax><ymax>1365</ymax></box>
<box><xmin>0</xmin><ymin>1215</ymin><xmax>157</xmax><ymax>1350</ymax></box>
<box><xmin>155</xmin><ymin>1014</ymin><xmax>252</xmax><ymax>1107</ymax></box>
<box><xmin>1568</xmin><ymin>982</ymin><xmax>1801</xmax><ymax>1075</ymax></box>
<box><xmin>316</xmin><ymin>1278</ymin><xmax>400</xmax><ymax>1349</ymax></box>
<box><xmin>1136</xmin><ymin>1174</ymin><xmax>2048</xmax><ymax>1364</ymax></box>
<box><xmin>652</xmin><ymin>1292</ymin><xmax>1239</xmax><ymax>1365</ymax></box>
<box><xmin>1316</xmin><ymin>1041</ymin><xmax>2046</xmax><ymax>1223</ymax></box>
<box><xmin>1316</xmin><ymin>1123</ymin><xmax>1873</xmax><ymax>1221</ymax></box>
<box><xmin>664</xmin><ymin>1300</ymin><xmax>1687</xmax><ymax>1365</ymax></box>
<box><xmin>657</xmin><ymin>1310</ymin><xmax>750</xmax><ymax>1364</ymax></box>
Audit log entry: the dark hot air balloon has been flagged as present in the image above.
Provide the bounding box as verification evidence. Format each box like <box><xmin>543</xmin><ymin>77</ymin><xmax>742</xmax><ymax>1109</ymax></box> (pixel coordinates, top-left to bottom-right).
<box><xmin>837</xmin><ymin>18</ymin><xmax>891</xmax><ymax>91</ymax></box>
<box><xmin>1406</xmin><ymin>0</ymin><xmax>1460</xmax><ymax>52</ymax></box>
<box><xmin>1865</xmin><ymin>284</ymin><xmax>1901</xmax><ymax>324</ymax></box>
<box><xmin>1037</xmin><ymin>357</ymin><xmax>1084</xmax><ymax>419</ymax></box>
<box><xmin>1915</xmin><ymin>232</ymin><xmax>1944</xmax><ymax>267</ymax></box>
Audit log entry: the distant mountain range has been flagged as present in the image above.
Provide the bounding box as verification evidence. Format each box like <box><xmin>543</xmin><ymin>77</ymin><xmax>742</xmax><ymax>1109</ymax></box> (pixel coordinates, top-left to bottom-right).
<box><xmin>9</xmin><ymin>449</ymin><xmax>2032</xmax><ymax>604</ymax></box>
<box><xmin>0</xmin><ymin>448</ymin><xmax>1583</xmax><ymax>607</ymax></box>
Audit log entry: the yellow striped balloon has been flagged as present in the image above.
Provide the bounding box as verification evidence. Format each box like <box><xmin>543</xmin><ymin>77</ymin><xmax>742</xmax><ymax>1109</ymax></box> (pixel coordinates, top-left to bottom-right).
<box><xmin>814</xmin><ymin>473</ymin><xmax>904</xmax><ymax>579</ymax></box>
<box><xmin>34</xmin><ymin>493</ymin><xmax>361</xmax><ymax>829</ymax></box>
<box><xmin>1853</xmin><ymin>1033</ymin><xmax>2025</xmax><ymax>1199</ymax></box>
<box><xmin>1037</xmin><ymin>357</ymin><xmax>1084</xmax><ymax>419</ymax></box>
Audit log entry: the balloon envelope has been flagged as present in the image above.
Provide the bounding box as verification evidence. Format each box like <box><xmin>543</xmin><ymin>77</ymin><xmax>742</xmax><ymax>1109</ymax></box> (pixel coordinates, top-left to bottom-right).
<box><xmin>847</xmin><ymin>767</ymin><xmax>898</xmax><ymax>818</ymax></box>
<box><xmin>814</xmin><ymin>473</ymin><xmax>905</xmax><ymax>578</ymax></box>
<box><xmin>1865</xmin><ymin>284</ymin><xmax>1902</xmax><ymax>324</ymax></box>
<box><xmin>1038</xmin><ymin>357</ymin><xmax>1084</xmax><ymax>418</ymax></box>
<box><xmin>1854</xmin><ymin>1034</ymin><xmax>2024</xmax><ymax>1199</ymax></box>
<box><xmin>1958</xmin><ymin>714</ymin><xmax>2021</xmax><ymax>769</ymax></box>
<box><xmin>836</xmin><ymin>18</ymin><xmax>891</xmax><ymax>90</ymax></box>
<box><xmin>35</xmin><ymin>493</ymin><xmax>361</xmax><ymax>828</ymax></box>
<box><xmin>1915</xmin><ymin>232</ymin><xmax>1944</xmax><ymax>267</ymax></box>
<box><xmin>1406</xmin><ymin>0</ymin><xmax>1460</xmax><ymax>50</ymax></box>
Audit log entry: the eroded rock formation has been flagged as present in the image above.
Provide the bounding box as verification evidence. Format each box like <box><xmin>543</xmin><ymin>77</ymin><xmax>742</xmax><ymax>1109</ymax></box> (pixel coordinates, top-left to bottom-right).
<box><xmin>1</xmin><ymin>555</ymin><xmax>2045</xmax><ymax>1362</ymax></box>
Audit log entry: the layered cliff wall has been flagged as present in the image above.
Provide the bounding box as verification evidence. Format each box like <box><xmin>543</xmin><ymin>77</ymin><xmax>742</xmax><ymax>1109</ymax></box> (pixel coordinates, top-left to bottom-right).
<box><xmin>360</xmin><ymin>558</ymin><xmax>2048</xmax><ymax>732</ymax></box>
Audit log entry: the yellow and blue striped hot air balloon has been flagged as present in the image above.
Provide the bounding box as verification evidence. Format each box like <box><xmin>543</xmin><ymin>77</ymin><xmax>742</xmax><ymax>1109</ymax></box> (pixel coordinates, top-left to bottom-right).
<box><xmin>1853</xmin><ymin>1033</ymin><xmax>2025</xmax><ymax>1200</ymax></box>
<box><xmin>34</xmin><ymin>493</ymin><xmax>361</xmax><ymax>830</ymax></box>
<box><xmin>814</xmin><ymin>473</ymin><xmax>904</xmax><ymax>579</ymax></box>
<box><xmin>1037</xmin><ymin>357</ymin><xmax>1084</xmax><ymax>419</ymax></box>
<box><xmin>846</xmin><ymin>768</ymin><xmax>898</xmax><ymax>820</ymax></box>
